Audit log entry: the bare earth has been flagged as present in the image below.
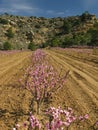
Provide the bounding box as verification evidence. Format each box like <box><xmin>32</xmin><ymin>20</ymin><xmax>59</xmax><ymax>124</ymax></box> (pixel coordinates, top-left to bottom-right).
<box><xmin>0</xmin><ymin>51</ymin><xmax>32</xmax><ymax>130</ymax></box>
<box><xmin>0</xmin><ymin>49</ymin><xmax>98</xmax><ymax>130</ymax></box>
<box><xmin>45</xmin><ymin>49</ymin><xmax>98</xmax><ymax>128</ymax></box>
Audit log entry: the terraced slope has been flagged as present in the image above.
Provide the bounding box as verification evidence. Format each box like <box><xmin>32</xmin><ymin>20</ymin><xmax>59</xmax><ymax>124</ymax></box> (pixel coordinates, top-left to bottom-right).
<box><xmin>45</xmin><ymin>49</ymin><xmax>98</xmax><ymax>125</ymax></box>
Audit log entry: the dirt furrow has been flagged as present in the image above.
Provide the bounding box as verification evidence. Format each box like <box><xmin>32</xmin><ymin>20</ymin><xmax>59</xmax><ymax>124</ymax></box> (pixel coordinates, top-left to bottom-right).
<box><xmin>45</xmin><ymin>50</ymin><xmax>98</xmax><ymax>123</ymax></box>
<box><xmin>52</xmin><ymin>50</ymin><xmax>98</xmax><ymax>81</ymax></box>
<box><xmin>0</xmin><ymin>51</ymin><xmax>32</xmax><ymax>85</ymax></box>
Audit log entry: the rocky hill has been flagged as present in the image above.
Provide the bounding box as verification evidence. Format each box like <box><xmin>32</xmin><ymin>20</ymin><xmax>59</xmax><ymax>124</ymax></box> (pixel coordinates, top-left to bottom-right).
<box><xmin>0</xmin><ymin>12</ymin><xmax>97</xmax><ymax>49</ymax></box>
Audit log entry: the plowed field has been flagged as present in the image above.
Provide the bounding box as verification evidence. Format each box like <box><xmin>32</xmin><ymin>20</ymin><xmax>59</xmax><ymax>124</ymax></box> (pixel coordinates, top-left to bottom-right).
<box><xmin>0</xmin><ymin>51</ymin><xmax>32</xmax><ymax>130</ymax></box>
<box><xmin>45</xmin><ymin>48</ymin><xmax>98</xmax><ymax>127</ymax></box>
<box><xmin>0</xmin><ymin>49</ymin><xmax>98</xmax><ymax>130</ymax></box>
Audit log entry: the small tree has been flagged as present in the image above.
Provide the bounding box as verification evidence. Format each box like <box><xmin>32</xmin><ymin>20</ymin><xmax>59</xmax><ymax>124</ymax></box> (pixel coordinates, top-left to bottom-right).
<box><xmin>80</xmin><ymin>11</ymin><xmax>90</xmax><ymax>22</ymax></box>
<box><xmin>63</xmin><ymin>20</ymin><xmax>72</xmax><ymax>34</ymax></box>
<box><xmin>0</xmin><ymin>18</ymin><xmax>9</xmax><ymax>24</ymax></box>
<box><xmin>21</xmin><ymin>50</ymin><xmax>69</xmax><ymax>114</ymax></box>
<box><xmin>73</xmin><ymin>33</ymin><xmax>91</xmax><ymax>46</ymax></box>
<box><xmin>28</xmin><ymin>42</ymin><xmax>35</xmax><ymax>51</ymax></box>
<box><xmin>3</xmin><ymin>41</ymin><xmax>12</xmax><ymax>50</ymax></box>
<box><xmin>6</xmin><ymin>27</ymin><xmax>14</xmax><ymax>39</ymax></box>
<box><xmin>62</xmin><ymin>36</ymin><xmax>73</xmax><ymax>47</ymax></box>
<box><xmin>87</xmin><ymin>29</ymin><xmax>98</xmax><ymax>46</ymax></box>
<box><xmin>51</xmin><ymin>38</ymin><xmax>59</xmax><ymax>47</ymax></box>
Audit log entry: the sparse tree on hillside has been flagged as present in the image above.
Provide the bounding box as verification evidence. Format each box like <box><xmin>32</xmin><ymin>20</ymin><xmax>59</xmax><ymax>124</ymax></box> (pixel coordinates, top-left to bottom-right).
<box><xmin>50</xmin><ymin>38</ymin><xmax>59</xmax><ymax>47</ymax></box>
<box><xmin>87</xmin><ymin>29</ymin><xmax>98</xmax><ymax>46</ymax></box>
<box><xmin>28</xmin><ymin>42</ymin><xmax>35</xmax><ymax>51</ymax></box>
<box><xmin>62</xmin><ymin>36</ymin><xmax>73</xmax><ymax>47</ymax></box>
<box><xmin>5</xmin><ymin>27</ymin><xmax>14</xmax><ymax>39</ymax></box>
<box><xmin>80</xmin><ymin>11</ymin><xmax>91</xmax><ymax>22</ymax></box>
<box><xmin>0</xmin><ymin>18</ymin><xmax>9</xmax><ymax>24</ymax></box>
<box><xmin>73</xmin><ymin>33</ymin><xmax>91</xmax><ymax>46</ymax></box>
<box><xmin>63</xmin><ymin>20</ymin><xmax>72</xmax><ymax>34</ymax></box>
<box><xmin>3</xmin><ymin>41</ymin><xmax>12</xmax><ymax>50</ymax></box>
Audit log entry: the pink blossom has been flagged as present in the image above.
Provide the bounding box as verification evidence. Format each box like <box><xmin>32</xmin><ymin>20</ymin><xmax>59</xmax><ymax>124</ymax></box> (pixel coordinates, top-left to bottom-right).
<box><xmin>15</xmin><ymin>124</ymin><xmax>20</xmax><ymax>128</ymax></box>
<box><xmin>63</xmin><ymin>121</ymin><xmax>70</xmax><ymax>127</ymax></box>
<box><xmin>84</xmin><ymin>114</ymin><xmax>89</xmax><ymax>119</ymax></box>
<box><xmin>79</xmin><ymin>116</ymin><xmax>84</xmax><ymax>121</ymax></box>
<box><xmin>23</xmin><ymin>121</ymin><xmax>28</xmax><ymax>127</ymax></box>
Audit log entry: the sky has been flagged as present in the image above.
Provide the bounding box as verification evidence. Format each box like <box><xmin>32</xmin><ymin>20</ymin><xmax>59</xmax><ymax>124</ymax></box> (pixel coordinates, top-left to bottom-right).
<box><xmin>0</xmin><ymin>0</ymin><xmax>98</xmax><ymax>18</ymax></box>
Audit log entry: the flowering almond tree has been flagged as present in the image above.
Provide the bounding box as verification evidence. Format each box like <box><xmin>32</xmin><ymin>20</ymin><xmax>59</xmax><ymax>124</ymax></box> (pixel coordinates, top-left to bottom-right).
<box><xmin>45</xmin><ymin>106</ymin><xmax>89</xmax><ymax>130</ymax></box>
<box><xmin>13</xmin><ymin>106</ymin><xmax>89</xmax><ymax>130</ymax></box>
<box><xmin>23</xmin><ymin>62</ymin><xmax>69</xmax><ymax>114</ymax></box>
<box><xmin>32</xmin><ymin>49</ymin><xmax>46</xmax><ymax>64</ymax></box>
<box><xmin>21</xmin><ymin>49</ymin><xmax>69</xmax><ymax>114</ymax></box>
<box><xmin>45</xmin><ymin>106</ymin><xmax>76</xmax><ymax>130</ymax></box>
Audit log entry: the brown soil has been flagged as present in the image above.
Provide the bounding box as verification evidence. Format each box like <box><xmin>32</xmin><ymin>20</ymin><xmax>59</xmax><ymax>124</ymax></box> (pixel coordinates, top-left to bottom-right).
<box><xmin>0</xmin><ymin>49</ymin><xmax>98</xmax><ymax>130</ymax></box>
<box><xmin>0</xmin><ymin>51</ymin><xmax>32</xmax><ymax>130</ymax></box>
<box><xmin>45</xmin><ymin>49</ymin><xmax>98</xmax><ymax>129</ymax></box>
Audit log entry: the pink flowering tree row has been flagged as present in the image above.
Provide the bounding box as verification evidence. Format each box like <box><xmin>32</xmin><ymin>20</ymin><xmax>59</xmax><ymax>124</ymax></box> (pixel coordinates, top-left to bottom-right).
<box><xmin>32</xmin><ymin>49</ymin><xmax>47</xmax><ymax>64</ymax></box>
<box><xmin>21</xmin><ymin>49</ymin><xmax>69</xmax><ymax>114</ymax></box>
<box><xmin>15</xmin><ymin>49</ymin><xmax>98</xmax><ymax>130</ymax></box>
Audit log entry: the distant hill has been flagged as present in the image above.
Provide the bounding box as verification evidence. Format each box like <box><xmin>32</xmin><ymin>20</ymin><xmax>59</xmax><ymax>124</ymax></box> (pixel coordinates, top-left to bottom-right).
<box><xmin>0</xmin><ymin>12</ymin><xmax>98</xmax><ymax>50</ymax></box>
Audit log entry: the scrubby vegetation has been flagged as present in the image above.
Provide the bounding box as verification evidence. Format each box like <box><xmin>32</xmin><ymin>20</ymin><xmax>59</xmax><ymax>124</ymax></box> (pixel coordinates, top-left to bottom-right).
<box><xmin>28</xmin><ymin>42</ymin><xmax>36</xmax><ymax>51</ymax></box>
<box><xmin>3</xmin><ymin>41</ymin><xmax>12</xmax><ymax>50</ymax></box>
<box><xmin>0</xmin><ymin>12</ymin><xmax>98</xmax><ymax>50</ymax></box>
<box><xmin>5</xmin><ymin>27</ymin><xmax>14</xmax><ymax>39</ymax></box>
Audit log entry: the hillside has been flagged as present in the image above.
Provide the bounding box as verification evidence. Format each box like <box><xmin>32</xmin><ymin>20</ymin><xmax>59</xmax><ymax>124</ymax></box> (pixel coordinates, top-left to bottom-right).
<box><xmin>0</xmin><ymin>12</ymin><xmax>97</xmax><ymax>49</ymax></box>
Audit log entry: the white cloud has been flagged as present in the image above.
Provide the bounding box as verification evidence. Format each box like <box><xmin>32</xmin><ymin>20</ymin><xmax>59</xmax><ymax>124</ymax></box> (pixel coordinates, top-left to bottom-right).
<box><xmin>0</xmin><ymin>7</ymin><xmax>19</xmax><ymax>14</ymax></box>
<box><xmin>46</xmin><ymin>10</ymin><xmax>65</xmax><ymax>16</ymax></box>
<box><xmin>0</xmin><ymin>0</ymin><xmax>41</xmax><ymax>15</ymax></box>
<box><xmin>11</xmin><ymin>3</ymin><xmax>40</xmax><ymax>14</ymax></box>
<box><xmin>56</xmin><ymin>12</ymin><xmax>65</xmax><ymax>15</ymax></box>
<box><xmin>12</xmin><ymin>4</ymin><xmax>33</xmax><ymax>10</ymax></box>
<box><xmin>47</xmin><ymin>10</ymin><xmax>55</xmax><ymax>14</ymax></box>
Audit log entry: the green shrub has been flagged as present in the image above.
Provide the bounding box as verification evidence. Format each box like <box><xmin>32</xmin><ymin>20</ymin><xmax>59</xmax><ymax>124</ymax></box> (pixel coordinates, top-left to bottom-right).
<box><xmin>63</xmin><ymin>20</ymin><xmax>72</xmax><ymax>34</ymax></box>
<box><xmin>6</xmin><ymin>27</ymin><xmax>14</xmax><ymax>39</ymax></box>
<box><xmin>50</xmin><ymin>38</ymin><xmax>59</xmax><ymax>47</ymax></box>
<box><xmin>0</xmin><ymin>18</ymin><xmax>9</xmax><ymax>24</ymax></box>
<box><xmin>3</xmin><ymin>41</ymin><xmax>12</xmax><ymax>50</ymax></box>
<box><xmin>87</xmin><ymin>29</ymin><xmax>98</xmax><ymax>46</ymax></box>
<box><xmin>62</xmin><ymin>36</ymin><xmax>73</xmax><ymax>47</ymax></box>
<box><xmin>28</xmin><ymin>42</ymin><xmax>35</xmax><ymax>51</ymax></box>
<box><xmin>80</xmin><ymin>11</ymin><xmax>91</xmax><ymax>22</ymax></box>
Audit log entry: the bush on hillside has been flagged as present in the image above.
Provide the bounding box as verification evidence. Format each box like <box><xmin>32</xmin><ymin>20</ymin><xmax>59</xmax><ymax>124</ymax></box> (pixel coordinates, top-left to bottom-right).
<box><xmin>28</xmin><ymin>42</ymin><xmax>36</xmax><ymax>51</ymax></box>
<box><xmin>63</xmin><ymin>20</ymin><xmax>72</xmax><ymax>34</ymax></box>
<box><xmin>3</xmin><ymin>41</ymin><xmax>12</xmax><ymax>50</ymax></box>
<box><xmin>5</xmin><ymin>27</ymin><xmax>14</xmax><ymax>39</ymax></box>
<box><xmin>50</xmin><ymin>38</ymin><xmax>59</xmax><ymax>47</ymax></box>
<box><xmin>0</xmin><ymin>18</ymin><xmax>9</xmax><ymax>24</ymax></box>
